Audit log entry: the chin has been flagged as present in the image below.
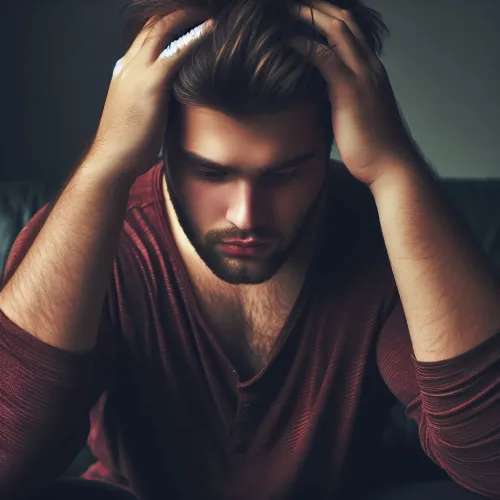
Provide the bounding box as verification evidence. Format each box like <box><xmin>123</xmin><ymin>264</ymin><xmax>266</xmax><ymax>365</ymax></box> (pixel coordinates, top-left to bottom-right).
<box><xmin>204</xmin><ymin>252</ymin><xmax>286</xmax><ymax>285</ymax></box>
<box><xmin>210</xmin><ymin>268</ymin><xmax>278</xmax><ymax>286</ymax></box>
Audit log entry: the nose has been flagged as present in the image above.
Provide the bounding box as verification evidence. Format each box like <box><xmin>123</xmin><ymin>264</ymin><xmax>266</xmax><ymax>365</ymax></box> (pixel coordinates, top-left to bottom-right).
<box><xmin>225</xmin><ymin>180</ymin><xmax>266</xmax><ymax>231</ymax></box>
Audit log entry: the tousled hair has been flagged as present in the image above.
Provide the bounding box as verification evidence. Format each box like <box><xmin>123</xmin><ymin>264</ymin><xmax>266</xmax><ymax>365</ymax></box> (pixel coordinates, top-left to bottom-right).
<box><xmin>119</xmin><ymin>0</ymin><xmax>389</xmax><ymax>151</ymax></box>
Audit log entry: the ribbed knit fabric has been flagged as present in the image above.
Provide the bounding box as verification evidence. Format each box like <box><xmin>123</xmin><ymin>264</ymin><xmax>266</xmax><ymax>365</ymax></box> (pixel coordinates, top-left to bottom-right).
<box><xmin>1</xmin><ymin>161</ymin><xmax>499</xmax><ymax>500</ymax></box>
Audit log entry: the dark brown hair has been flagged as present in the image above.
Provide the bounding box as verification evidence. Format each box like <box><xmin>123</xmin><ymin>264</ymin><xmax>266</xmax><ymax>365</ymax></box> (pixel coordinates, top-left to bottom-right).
<box><xmin>119</xmin><ymin>0</ymin><xmax>389</xmax><ymax>151</ymax></box>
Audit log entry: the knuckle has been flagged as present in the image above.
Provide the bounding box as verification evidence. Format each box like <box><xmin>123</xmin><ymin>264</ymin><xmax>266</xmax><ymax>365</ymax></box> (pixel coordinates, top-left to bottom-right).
<box><xmin>339</xmin><ymin>9</ymin><xmax>352</xmax><ymax>20</ymax></box>
<box><xmin>356</xmin><ymin>65</ymin><xmax>370</xmax><ymax>80</ymax></box>
<box><xmin>331</xmin><ymin>17</ymin><xmax>345</xmax><ymax>30</ymax></box>
<box><xmin>139</xmin><ymin>17</ymin><xmax>160</xmax><ymax>37</ymax></box>
<box><xmin>317</xmin><ymin>45</ymin><xmax>331</xmax><ymax>58</ymax></box>
<box><xmin>164</xmin><ymin>9</ymin><xmax>190</xmax><ymax>26</ymax></box>
<box><xmin>141</xmin><ymin>31</ymin><xmax>156</xmax><ymax>46</ymax></box>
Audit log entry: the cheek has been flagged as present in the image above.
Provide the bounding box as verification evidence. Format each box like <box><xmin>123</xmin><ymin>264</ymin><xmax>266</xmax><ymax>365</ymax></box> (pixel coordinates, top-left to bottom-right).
<box><xmin>273</xmin><ymin>187</ymin><xmax>308</xmax><ymax>220</ymax></box>
<box><xmin>178</xmin><ymin>179</ymin><xmax>223</xmax><ymax>225</ymax></box>
<box><xmin>274</xmin><ymin>167</ymin><xmax>325</xmax><ymax>221</ymax></box>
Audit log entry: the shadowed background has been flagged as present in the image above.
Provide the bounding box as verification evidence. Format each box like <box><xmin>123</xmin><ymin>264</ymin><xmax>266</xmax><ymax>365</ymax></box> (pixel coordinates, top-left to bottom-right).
<box><xmin>0</xmin><ymin>0</ymin><xmax>498</xmax><ymax>184</ymax></box>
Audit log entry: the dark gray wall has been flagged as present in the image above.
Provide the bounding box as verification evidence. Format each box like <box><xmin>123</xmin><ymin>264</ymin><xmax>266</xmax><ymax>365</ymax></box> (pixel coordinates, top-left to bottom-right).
<box><xmin>1</xmin><ymin>0</ymin><xmax>499</xmax><ymax>184</ymax></box>
<box><xmin>1</xmin><ymin>0</ymin><xmax>125</xmax><ymax>184</ymax></box>
<box><xmin>333</xmin><ymin>0</ymin><xmax>500</xmax><ymax>179</ymax></box>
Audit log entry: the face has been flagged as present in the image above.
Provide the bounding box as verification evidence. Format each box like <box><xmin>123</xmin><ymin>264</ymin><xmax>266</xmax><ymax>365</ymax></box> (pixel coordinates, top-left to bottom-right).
<box><xmin>164</xmin><ymin>101</ymin><xmax>329</xmax><ymax>285</ymax></box>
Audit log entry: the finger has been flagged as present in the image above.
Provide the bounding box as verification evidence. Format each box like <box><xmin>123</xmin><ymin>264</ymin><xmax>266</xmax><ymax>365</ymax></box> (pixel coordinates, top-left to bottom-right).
<box><xmin>139</xmin><ymin>9</ymin><xmax>210</xmax><ymax>64</ymax></box>
<box><xmin>155</xmin><ymin>18</ymin><xmax>214</xmax><ymax>67</ymax></box>
<box><xmin>290</xmin><ymin>3</ymin><xmax>366</xmax><ymax>73</ymax></box>
<box><xmin>309</xmin><ymin>1</ymin><xmax>372</xmax><ymax>55</ymax></box>
<box><xmin>288</xmin><ymin>36</ymin><xmax>343</xmax><ymax>82</ymax></box>
<box><xmin>125</xmin><ymin>15</ymin><xmax>163</xmax><ymax>61</ymax></box>
<box><xmin>113</xmin><ymin>15</ymin><xmax>162</xmax><ymax>77</ymax></box>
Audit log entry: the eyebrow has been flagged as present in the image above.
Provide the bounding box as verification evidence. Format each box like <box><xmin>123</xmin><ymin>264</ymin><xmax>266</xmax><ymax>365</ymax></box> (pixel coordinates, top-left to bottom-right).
<box><xmin>178</xmin><ymin>148</ymin><xmax>318</xmax><ymax>173</ymax></box>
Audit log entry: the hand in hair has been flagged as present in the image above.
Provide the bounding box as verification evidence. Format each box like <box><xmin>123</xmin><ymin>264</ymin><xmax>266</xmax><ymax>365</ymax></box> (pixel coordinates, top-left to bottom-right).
<box><xmin>88</xmin><ymin>10</ymin><xmax>214</xmax><ymax>183</ymax></box>
<box><xmin>289</xmin><ymin>0</ymin><xmax>420</xmax><ymax>187</ymax></box>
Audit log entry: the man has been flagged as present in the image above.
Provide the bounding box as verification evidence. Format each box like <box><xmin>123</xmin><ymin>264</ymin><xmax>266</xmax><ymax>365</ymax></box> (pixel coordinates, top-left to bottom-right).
<box><xmin>1</xmin><ymin>1</ymin><xmax>499</xmax><ymax>499</ymax></box>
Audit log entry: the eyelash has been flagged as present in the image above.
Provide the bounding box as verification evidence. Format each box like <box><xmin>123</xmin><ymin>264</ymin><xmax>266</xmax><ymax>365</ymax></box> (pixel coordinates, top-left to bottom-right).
<box><xmin>193</xmin><ymin>166</ymin><xmax>298</xmax><ymax>182</ymax></box>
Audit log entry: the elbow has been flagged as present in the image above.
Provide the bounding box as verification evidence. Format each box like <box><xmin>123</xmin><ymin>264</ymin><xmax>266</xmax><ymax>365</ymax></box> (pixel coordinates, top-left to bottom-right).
<box><xmin>421</xmin><ymin>429</ymin><xmax>500</xmax><ymax>500</ymax></box>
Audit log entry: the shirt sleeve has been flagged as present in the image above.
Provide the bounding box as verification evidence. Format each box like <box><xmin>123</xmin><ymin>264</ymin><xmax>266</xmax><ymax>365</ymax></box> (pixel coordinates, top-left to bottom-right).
<box><xmin>376</xmin><ymin>283</ymin><xmax>500</xmax><ymax>500</ymax></box>
<box><xmin>0</xmin><ymin>202</ymin><xmax>116</xmax><ymax>499</ymax></box>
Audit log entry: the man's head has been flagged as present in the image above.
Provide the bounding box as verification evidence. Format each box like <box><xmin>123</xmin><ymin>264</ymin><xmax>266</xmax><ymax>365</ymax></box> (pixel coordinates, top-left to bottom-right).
<box><xmin>163</xmin><ymin>100</ymin><xmax>330</xmax><ymax>284</ymax></box>
<box><xmin>121</xmin><ymin>0</ymin><xmax>388</xmax><ymax>284</ymax></box>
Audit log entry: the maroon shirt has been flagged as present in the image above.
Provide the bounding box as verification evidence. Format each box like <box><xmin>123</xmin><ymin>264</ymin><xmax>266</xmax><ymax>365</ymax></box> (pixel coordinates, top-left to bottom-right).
<box><xmin>1</xmin><ymin>161</ymin><xmax>500</xmax><ymax>500</ymax></box>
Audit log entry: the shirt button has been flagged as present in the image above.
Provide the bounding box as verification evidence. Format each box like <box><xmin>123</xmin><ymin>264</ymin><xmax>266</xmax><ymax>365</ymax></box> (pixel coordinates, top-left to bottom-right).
<box><xmin>242</xmin><ymin>402</ymin><xmax>252</xmax><ymax>411</ymax></box>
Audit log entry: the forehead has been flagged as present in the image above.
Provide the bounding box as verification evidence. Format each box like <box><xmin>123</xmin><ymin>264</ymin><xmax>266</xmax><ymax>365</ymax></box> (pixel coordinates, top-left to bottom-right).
<box><xmin>169</xmin><ymin>102</ymin><xmax>322</xmax><ymax>167</ymax></box>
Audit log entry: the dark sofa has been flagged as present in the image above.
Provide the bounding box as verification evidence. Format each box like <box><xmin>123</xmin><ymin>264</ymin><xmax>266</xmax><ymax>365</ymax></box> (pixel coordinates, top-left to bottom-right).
<box><xmin>1</xmin><ymin>173</ymin><xmax>500</xmax><ymax>482</ymax></box>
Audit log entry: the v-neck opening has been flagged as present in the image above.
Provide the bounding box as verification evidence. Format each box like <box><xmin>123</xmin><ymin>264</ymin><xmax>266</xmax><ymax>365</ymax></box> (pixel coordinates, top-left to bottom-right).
<box><xmin>153</xmin><ymin>162</ymin><xmax>335</xmax><ymax>386</ymax></box>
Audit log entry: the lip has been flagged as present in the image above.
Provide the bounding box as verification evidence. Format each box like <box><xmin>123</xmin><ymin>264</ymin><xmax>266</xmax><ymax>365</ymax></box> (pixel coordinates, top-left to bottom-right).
<box><xmin>218</xmin><ymin>241</ymin><xmax>271</xmax><ymax>257</ymax></box>
<box><xmin>221</xmin><ymin>239</ymin><xmax>269</xmax><ymax>246</ymax></box>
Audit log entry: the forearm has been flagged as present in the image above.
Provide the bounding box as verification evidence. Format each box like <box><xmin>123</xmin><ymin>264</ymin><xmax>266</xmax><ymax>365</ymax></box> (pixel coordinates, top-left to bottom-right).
<box><xmin>370</xmin><ymin>160</ymin><xmax>500</xmax><ymax>362</ymax></box>
<box><xmin>0</xmin><ymin>159</ymin><xmax>133</xmax><ymax>353</ymax></box>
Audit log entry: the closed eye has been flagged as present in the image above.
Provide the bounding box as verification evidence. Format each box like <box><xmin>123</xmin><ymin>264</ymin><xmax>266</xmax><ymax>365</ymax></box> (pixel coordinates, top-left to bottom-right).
<box><xmin>193</xmin><ymin>166</ymin><xmax>298</xmax><ymax>182</ymax></box>
<box><xmin>193</xmin><ymin>167</ymin><xmax>228</xmax><ymax>180</ymax></box>
<box><xmin>262</xmin><ymin>167</ymin><xmax>299</xmax><ymax>182</ymax></box>
<box><xmin>269</xmin><ymin>166</ymin><xmax>297</xmax><ymax>176</ymax></box>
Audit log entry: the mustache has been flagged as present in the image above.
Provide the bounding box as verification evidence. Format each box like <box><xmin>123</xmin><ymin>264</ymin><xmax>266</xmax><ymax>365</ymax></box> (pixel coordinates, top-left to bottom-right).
<box><xmin>206</xmin><ymin>228</ymin><xmax>277</xmax><ymax>242</ymax></box>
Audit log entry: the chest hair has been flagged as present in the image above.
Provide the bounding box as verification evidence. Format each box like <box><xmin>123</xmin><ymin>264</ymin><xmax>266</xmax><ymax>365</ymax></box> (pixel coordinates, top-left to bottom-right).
<box><xmin>195</xmin><ymin>279</ymin><xmax>298</xmax><ymax>379</ymax></box>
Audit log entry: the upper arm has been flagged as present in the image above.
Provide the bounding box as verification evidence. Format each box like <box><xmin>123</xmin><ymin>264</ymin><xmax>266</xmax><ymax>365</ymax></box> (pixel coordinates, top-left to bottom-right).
<box><xmin>0</xmin><ymin>198</ymin><xmax>116</xmax><ymax>419</ymax></box>
<box><xmin>0</xmin><ymin>202</ymin><xmax>118</xmax><ymax>496</ymax></box>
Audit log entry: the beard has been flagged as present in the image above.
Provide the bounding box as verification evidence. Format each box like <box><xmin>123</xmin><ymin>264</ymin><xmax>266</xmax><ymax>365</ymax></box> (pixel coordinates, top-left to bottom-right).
<box><xmin>163</xmin><ymin>159</ymin><xmax>330</xmax><ymax>285</ymax></box>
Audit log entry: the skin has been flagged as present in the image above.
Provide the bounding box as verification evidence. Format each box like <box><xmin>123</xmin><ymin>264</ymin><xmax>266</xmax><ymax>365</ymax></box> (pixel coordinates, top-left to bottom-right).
<box><xmin>162</xmin><ymin>100</ymin><xmax>332</xmax><ymax>299</ymax></box>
